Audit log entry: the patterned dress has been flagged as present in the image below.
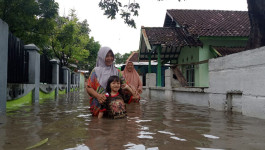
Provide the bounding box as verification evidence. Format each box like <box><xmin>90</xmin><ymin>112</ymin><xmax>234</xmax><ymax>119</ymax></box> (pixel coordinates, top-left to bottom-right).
<box><xmin>104</xmin><ymin>92</ymin><xmax>127</xmax><ymax>119</ymax></box>
<box><xmin>87</xmin><ymin>68</ymin><xmax>126</xmax><ymax>116</ymax></box>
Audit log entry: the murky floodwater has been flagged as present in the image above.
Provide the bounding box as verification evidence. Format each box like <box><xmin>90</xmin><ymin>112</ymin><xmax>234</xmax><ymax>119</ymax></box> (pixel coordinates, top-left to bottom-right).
<box><xmin>1</xmin><ymin>90</ymin><xmax>265</xmax><ymax>150</ymax></box>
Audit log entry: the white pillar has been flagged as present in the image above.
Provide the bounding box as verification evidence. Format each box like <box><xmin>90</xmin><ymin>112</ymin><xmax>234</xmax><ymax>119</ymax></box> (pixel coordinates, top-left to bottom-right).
<box><xmin>62</xmin><ymin>67</ymin><xmax>69</xmax><ymax>93</ymax></box>
<box><xmin>0</xmin><ymin>19</ymin><xmax>8</xmax><ymax>113</ymax></box>
<box><xmin>25</xmin><ymin>44</ymin><xmax>40</xmax><ymax>103</ymax></box>
<box><xmin>165</xmin><ymin>68</ymin><xmax>173</xmax><ymax>100</ymax></box>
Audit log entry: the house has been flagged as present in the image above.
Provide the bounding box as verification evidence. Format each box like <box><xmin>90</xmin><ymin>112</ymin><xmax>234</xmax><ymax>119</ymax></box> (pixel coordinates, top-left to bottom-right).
<box><xmin>138</xmin><ymin>9</ymin><xmax>250</xmax><ymax>87</ymax></box>
<box><xmin>121</xmin><ymin>52</ymin><xmax>170</xmax><ymax>86</ymax></box>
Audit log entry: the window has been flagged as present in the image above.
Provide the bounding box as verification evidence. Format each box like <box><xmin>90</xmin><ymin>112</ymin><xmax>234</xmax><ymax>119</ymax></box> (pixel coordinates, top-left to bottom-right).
<box><xmin>186</xmin><ymin>65</ymin><xmax>195</xmax><ymax>86</ymax></box>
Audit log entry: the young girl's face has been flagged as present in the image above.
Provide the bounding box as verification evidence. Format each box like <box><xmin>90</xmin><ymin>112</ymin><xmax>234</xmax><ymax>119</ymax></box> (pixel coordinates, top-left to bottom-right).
<box><xmin>110</xmin><ymin>80</ymin><xmax>121</xmax><ymax>93</ymax></box>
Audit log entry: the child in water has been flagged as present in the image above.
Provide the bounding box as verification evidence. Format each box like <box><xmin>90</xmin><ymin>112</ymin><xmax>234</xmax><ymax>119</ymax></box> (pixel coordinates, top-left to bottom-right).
<box><xmin>98</xmin><ymin>75</ymin><xmax>127</xmax><ymax>119</ymax></box>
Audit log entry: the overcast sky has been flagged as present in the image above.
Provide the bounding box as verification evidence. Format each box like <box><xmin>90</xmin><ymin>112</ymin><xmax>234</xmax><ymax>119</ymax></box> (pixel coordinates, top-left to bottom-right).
<box><xmin>55</xmin><ymin>0</ymin><xmax>248</xmax><ymax>54</ymax></box>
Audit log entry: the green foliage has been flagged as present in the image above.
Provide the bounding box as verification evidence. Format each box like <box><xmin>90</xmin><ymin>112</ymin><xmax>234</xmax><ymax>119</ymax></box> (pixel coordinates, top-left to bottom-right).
<box><xmin>115</xmin><ymin>51</ymin><xmax>134</xmax><ymax>64</ymax></box>
<box><xmin>84</xmin><ymin>37</ymin><xmax>101</xmax><ymax>72</ymax></box>
<box><xmin>98</xmin><ymin>0</ymin><xmax>140</xmax><ymax>28</ymax></box>
<box><xmin>0</xmin><ymin>0</ymin><xmax>59</xmax><ymax>49</ymax></box>
<box><xmin>50</xmin><ymin>9</ymin><xmax>99</xmax><ymax>69</ymax></box>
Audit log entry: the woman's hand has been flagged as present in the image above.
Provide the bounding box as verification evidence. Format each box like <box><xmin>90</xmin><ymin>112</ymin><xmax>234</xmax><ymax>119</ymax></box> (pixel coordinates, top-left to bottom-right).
<box><xmin>96</xmin><ymin>93</ymin><xmax>106</xmax><ymax>104</ymax></box>
<box><xmin>137</xmin><ymin>89</ymin><xmax>142</xmax><ymax>94</ymax></box>
<box><xmin>132</xmin><ymin>90</ymin><xmax>140</xmax><ymax>100</ymax></box>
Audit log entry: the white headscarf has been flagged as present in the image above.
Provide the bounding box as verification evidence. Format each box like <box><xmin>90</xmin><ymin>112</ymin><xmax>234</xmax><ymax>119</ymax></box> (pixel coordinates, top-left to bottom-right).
<box><xmin>95</xmin><ymin>46</ymin><xmax>118</xmax><ymax>89</ymax></box>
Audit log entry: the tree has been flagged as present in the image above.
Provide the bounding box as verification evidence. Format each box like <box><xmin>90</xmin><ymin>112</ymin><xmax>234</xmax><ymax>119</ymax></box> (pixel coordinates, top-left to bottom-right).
<box><xmin>245</xmin><ymin>0</ymin><xmax>265</xmax><ymax>50</ymax></box>
<box><xmin>50</xmin><ymin>10</ymin><xmax>92</xmax><ymax>68</ymax></box>
<box><xmin>99</xmin><ymin>0</ymin><xmax>265</xmax><ymax>49</ymax></box>
<box><xmin>98</xmin><ymin>0</ymin><xmax>140</xmax><ymax>28</ymax></box>
<box><xmin>114</xmin><ymin>51</ymin><xmax>133</xmax><ymax>64</ymax></box>
<box><xmin>83</xmin><ymin>37</ymin><xmax>101</xmax><ymax>72</ymax></box>
<box><xmin>0</xmin><ymin>0</ymin><xmax>59</xmax><ymax>49</ymax></box>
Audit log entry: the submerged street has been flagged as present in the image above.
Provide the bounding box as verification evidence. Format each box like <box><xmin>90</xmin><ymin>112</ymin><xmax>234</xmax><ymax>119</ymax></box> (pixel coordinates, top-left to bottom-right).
<box><xmin>0</xmin><ymin>90</ymin><xmax>265</xmax><ymax>150</ymax></box>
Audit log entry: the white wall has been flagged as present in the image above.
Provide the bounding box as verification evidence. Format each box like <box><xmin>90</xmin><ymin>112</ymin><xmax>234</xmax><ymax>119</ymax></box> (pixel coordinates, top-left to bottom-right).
<box><xmin>208</xmin><ymin>46</ymin><xmax>265</xmax><ymax>119</ymax></box>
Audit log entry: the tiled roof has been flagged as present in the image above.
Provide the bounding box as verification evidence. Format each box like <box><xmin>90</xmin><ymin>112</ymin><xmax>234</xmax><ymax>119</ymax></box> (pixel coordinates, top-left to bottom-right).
<box><xmin>213</xmin><ymin>46</ymin><xmax>246</xmax><ymax>56</ymax></box>
<box><xmin>164</xmin><ymin>9</ymin><xmax>250</xmax><ymax>37</ymax></box>
<box><xmin>126</xmin><ymin>52</ymin><xmax>139</xmax><ymax>62</ymax></box>
<box><xmin>143</xmin><ymin>27</ymin><xmax>203</xmax><ymax>47</ymax></box>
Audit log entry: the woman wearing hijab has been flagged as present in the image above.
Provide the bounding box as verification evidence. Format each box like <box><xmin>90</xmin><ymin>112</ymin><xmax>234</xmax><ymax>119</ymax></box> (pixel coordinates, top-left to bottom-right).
<box><xmin>86</xmin><ymin>47</ymin><xmax>137</xmax><ymax>118</ymax></box>
<box><xmin>122</xmin><ymin>61</ymin><xmax>142</xmax><ymax>103</ymax></box>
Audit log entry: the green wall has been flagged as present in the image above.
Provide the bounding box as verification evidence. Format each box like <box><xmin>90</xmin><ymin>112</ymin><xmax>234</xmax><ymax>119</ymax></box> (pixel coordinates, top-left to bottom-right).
<box><xmin>6</xmin><ymin>89</ymin><xmax>56</xmax><ymax>111</ymax></box>
<box><xmin>178</xmin><ymin>46</ymin><xmax>200</xmax><ymax>86</ymax></box>
<box><xmin>59</xmin><ymin>88</ymin><xmax>66</xmax><ymax>95</ymax></box>
<box><xmin>178</xmin><ymin>37</ymin><xmax>248</xmax><ymax>87</ymax></box>
<box><xmin>6</xmin><ymin>91</ymin><xmax>32</xmax><ymax>111</ymax></box>
<box><xmin>39</xmin><ymin>90</ymin><xmax>55</xmax><ymax>100</ymax></box>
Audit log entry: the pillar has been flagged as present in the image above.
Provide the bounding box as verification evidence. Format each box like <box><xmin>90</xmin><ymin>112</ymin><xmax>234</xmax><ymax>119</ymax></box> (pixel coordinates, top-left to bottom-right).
<box><xmin>68</xmin><ymin>69</ymin><xmax>71</xmax><ymax>93</ymax></box>
<box><xmin>145</xmin><ymin>73</ymin><xmax>156</xmax><ymax>99</ymax></box>
<box><xmin>62</xmin><ymin>67</ymin><xmax>69</xmax><ymax>93</ymax></box>
<box><xmin>165</xmin><ymin>68</ymin><xmax>173</xmax><ymax>100</ymax></box>
<box><xmin>148</xmin><ymin>53</ymin><xmax>151</xmax><ymax>73</ymax></box>
<box><xmin>0</xmin><ymin>19</ymin><xmax>8</xmax><ymax>113</ymax></box>
<box><xmin>157</xmin><ymin>46</ymin><xmax>162</xmax><ymax>87</ymax></box>
<box><xmin>25</xmin><ymin>44</ymin><xmax>40</xmax><ymax>103</ymax></box>
<box><xmin>50</xmin><ymin>59</ymin><xmax>59</xmax><ymax>97</ymax></box>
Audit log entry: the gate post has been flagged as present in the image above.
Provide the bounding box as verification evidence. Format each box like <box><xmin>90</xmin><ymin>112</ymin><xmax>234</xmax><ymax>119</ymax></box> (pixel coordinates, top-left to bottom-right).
<box><xmin>0</xmin><ymin>19</ymin><xmax>8</xmax><ymax>113</ymax></box>
<box><xmin>50</xmin><ymin>59</ymin><xmax>59</xmax><ymax>98</ymax></box>
<box><xmin>165</xmin><ymin>68</ymin><xmax>173</xmax><ymax>100</ymax></box>
<box><xmin>68</xmin><ymin>70</ymin><xmax>71</xmax><ymax>93</ymax></box>
<box><xmin>25</xmin><ymin>44</ymin><xmax>40</xmax><ymax>103</ymax></box>
<box><xmin>62</xmin><ymin>67</ymin><xmax>69</xmax><ymax>93</ymax></box>
<box><xmin>71</xmin><ymin>73</ymin><xmax>75</xmax><ymax>89</ymax></box>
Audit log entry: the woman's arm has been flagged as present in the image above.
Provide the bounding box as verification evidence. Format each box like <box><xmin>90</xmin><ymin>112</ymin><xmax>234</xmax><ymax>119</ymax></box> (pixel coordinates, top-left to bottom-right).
<box><xmin>138</xmin><ymin>77</ymin><xmax>143</xmax><ymax>94</ymax></box>
<box><xmin>122</xmin><ymin>84</ymin><xmax>139</xmax><ymax>99</ymax></box>
<box><xmin>86</xmin><ymin>86</ymin><xmax>106</xmax><ymax>103</ymax></box>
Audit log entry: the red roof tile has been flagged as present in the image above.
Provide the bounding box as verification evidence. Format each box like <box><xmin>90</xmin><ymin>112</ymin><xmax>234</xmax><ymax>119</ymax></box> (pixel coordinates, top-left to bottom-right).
<box><xmin>213</xmin><ymin>46</ymin><xmax>246</xmax><ymax>56</ymax></box>
<box><xmin>126</xmin><ymin>52</ymin><xmax>139</xmax><ymax>62</ymax></box>
<box><xmin>164</xmin><ymin>9</ymin><xmax>250</xmax><ymax>37</ymax></box>
<box><xmin>143</xmin><ymin>27</ymin><xmax>202</xmax><ymax>47</ymax></box>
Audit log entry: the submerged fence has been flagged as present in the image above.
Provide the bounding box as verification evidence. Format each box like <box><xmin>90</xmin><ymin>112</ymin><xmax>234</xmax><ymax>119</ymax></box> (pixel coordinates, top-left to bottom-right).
<box><xmin>1</xmin><ymin>19</ymin><xmax>81</xmax><ymax>113</ymax></box>
<box><xmin>7</xmin><ymin>32</ymin><xmax>29</xmax><ymax>83</ymax></box>
<box><xmin>40</xmin><ymin>54</ymin><xmax>53</xmax><ymax>84</ymax></box>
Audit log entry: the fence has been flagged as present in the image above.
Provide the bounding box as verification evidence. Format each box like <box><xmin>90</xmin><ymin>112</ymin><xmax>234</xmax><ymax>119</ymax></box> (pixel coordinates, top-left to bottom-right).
<box><xmin>7</xmin><ymin>32</ymin><xmax>29</xmax><ymax>83</ymax></box>
<box><xmin>1</xmin><ymin>19</ymin><xmax>81</xmax><ymax>113</ymax></box>
<box><xmin>40</xmin><ymin>54</ymin><xmax>53</xmax><ymax>84</ymax></box>
<box><xmin>59</xmin><ymin>66</ymin><xmax>64</xmax><ymax>84</ymax></box>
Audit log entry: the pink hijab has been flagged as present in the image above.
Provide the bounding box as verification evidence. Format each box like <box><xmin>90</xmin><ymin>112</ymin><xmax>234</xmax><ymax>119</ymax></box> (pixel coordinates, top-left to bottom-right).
<box><xmin>122</xmin><ymin>61</ymin><xmax>142</xmax><ymax>91</ymax></box>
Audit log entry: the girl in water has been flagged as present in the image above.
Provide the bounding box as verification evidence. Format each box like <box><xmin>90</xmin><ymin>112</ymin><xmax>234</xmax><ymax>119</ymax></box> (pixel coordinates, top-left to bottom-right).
<box><xmin>98</xmin><ymin>75</ymin><xmax>127</xmax><ymax>119</ymax></box>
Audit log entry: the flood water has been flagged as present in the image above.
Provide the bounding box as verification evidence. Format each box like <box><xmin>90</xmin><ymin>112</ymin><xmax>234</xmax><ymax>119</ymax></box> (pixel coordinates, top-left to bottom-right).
<box><xmin>1</xmin><ymin>90</ymin><xmax>265</xmax><ymax>150</ymax></box>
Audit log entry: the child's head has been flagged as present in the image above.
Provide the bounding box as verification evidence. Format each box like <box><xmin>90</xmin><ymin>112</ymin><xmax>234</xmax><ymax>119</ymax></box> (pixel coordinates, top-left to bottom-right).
<box><xmin>106</xmin><ymin>75</ymin><xmax>122</xmax><ymax>94</ymax></box>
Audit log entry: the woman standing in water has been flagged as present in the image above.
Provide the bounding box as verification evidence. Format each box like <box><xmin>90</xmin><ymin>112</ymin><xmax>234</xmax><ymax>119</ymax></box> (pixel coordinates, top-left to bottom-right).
<box><xmin>122</xmin><ymin>61</ymin><xmax>142</xmax><ymax>103</ymax></box>
<box><xmin>86</xmin><ymin>47</ymin><xmax>138</xmax><ymax>118</ymax></box>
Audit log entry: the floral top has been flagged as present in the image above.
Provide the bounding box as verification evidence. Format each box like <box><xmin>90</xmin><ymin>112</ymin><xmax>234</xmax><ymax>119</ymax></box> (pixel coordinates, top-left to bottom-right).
<box><xmin>87</xmin><ymin>68</ymin><xmax>126</xmax><ymax>116</ymax></box>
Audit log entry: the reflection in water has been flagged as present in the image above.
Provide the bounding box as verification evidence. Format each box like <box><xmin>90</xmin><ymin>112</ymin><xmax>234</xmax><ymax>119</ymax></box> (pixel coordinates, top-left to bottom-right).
<box><xmin>0</xmin><ymin>90</ymin><xmax>265</xmax><ymax>150</ymax></box>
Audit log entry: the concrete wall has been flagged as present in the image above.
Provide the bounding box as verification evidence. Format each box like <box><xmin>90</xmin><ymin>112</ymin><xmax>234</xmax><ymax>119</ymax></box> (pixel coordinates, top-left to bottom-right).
<box><xmin>142</xmin><ymin>46</ymin><xmax>265</xmax><ymax>120</ymax></box>
<box><xmin>207</xmin><ymin>46</ymin><xmax>265</xmax><ymax>119</ymax></box>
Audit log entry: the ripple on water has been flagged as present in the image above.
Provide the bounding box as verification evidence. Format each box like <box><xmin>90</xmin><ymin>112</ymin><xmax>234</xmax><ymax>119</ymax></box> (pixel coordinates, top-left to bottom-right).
<box><xmin>138</xmin><ymin>125</ymin><xmax>149</xmax><ymax>130</ymax></box>
<box><xmin>77</xmin><ymin>114</ymin><xmax>92</xmax><ymax>118</ymax></box>
<box><xmin>137</xmin><ymin>131</ymin><xmax>155</xmax><ymax>139</ymax></box>
<box><xmin>135</xmin><ymin>119</ymin><xmax>152</xmax><ymax>123</ymax></box>
<box><xmin>124</xmin><ymin>143</ymin><xmax>159</xmax><ymax>150</ymax></box>
<box><xmin>202</xmin><ymin>134</ymin><xmax>220</xmax><ymax>139</ymax></box>
<box><xmin>195</xmin><ymin>148</ymin><xmax>224</xmax><ymax>150</ymax></box>
<box><xmin>64</xmin><ymin>144</ymin><xmax>90</xmax><ymax>150</ymax></box>
<box><xmin>170</xmin><ymin>136</ymin><xmax>187</xmax><ymax>141</ymax></box>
